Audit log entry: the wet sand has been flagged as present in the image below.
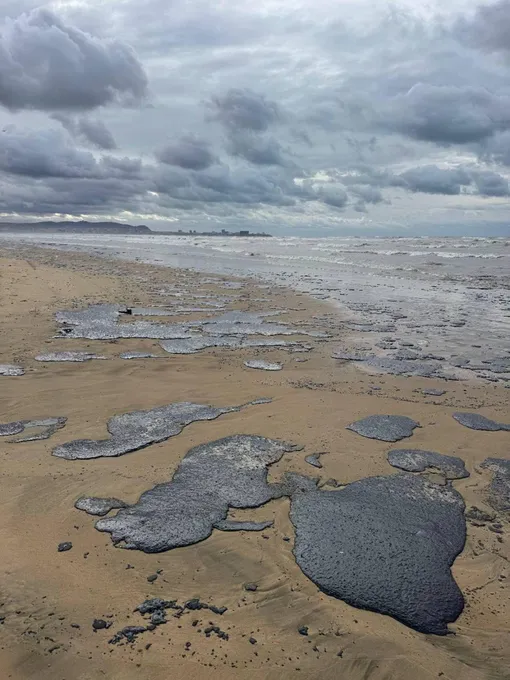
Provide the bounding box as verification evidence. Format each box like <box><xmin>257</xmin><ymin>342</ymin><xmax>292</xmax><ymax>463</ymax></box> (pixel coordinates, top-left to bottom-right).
<box><xmin>0</xmin><ymin>246</ymin><xmax>509</xmax><ymax>680</ymax></box>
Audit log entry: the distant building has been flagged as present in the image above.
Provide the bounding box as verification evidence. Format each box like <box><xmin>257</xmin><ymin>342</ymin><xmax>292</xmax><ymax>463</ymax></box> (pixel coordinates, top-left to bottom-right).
<box><xmin>239</xmin><ymin>230</ymin><xmax>249</xmax><ymax>236</ymax></box>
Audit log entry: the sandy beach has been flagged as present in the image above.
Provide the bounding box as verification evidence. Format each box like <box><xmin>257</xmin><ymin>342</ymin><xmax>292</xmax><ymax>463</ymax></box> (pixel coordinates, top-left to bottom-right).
<box><xmin>0</xmin><ymin>245</ymin><xmax>509</xmax><ymax>680</ymax></box>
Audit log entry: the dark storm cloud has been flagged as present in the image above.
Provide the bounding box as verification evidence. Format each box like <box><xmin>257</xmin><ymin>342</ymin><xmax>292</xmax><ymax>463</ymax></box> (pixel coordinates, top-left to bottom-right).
<box><xmin>208</xmin><ymin>89</ymin><xmax>282</xmax><ymax>132</ymax></box>
<box><xmin>155</xmin><ymin>136</ymin><xmax>216</xmax><ymax>170</ymax></box>
<box><xmin>479</xmin><ymin>131</ymin><xmax>510</xmax><ymax>166</ymax></box>
<box><xmin>395</xmin><ymin>164</ymin><xmax>510</xmax><ymax>198</ymax></box>
<box><xmin>377</xmin><ymin>84</ymin><xmax>510</xmax><ymax>145</ymax></box>
<box><xmin>52</xmin><ymin>114</ymin><xmax>117</xmax><ymax>150</ymax></box>
<box><xmin>226</xmin><ymin>132</ymin><xmax>286</xmax><ymax>166</ymax></box>
<box><xmin>318</xmin><ymin>185</ymin><xmax>348</xmax><ymax>209</ymax></box>
<box><xmin>0</xmin><ymin>127</ymin><xmax>98</xmax><ymax>178</ymax></box>
<box><xmin>472</xmin><ymin>169</ymin><xmax>509</xmax><ymax>196</ymax></box>
<box><xmin>0</xmin><ymin>9</ymin><xmax>148</xmax><ymax>111</ymax></box>
<box><xmin>398</xmin><ymin>165</ymin><xmax>472</xmax><ymax>195</ymax></box>
<box><xmin>0</xmin><ymin>127</ymin><xmax>140</xmax><ymax>179</ymax></box>
<box><xmin>77</xmin><ymin>119</ymin><xmax>117</xmax><ymax>150</ymax></box>
<box><xmin>456</xmin><ymin>0</ymin><xmax>510</xmax><ymax>53</ymax></box>
<box><xmin>333</xmin><ymin>166</ymin><xmax>407</xmax><ymax>190</ymax></box>
<box><xmin>206</xmin><ymin>88</ymin><xmax>291</xmax><ymax>167</ymax></box>
<box><xmin>350</xmin><ymin>184</ymin><xmax>384</xmax><ymax>204</ymax></box>
<box><xmin>186</xmin><ymin>165</ymin><xmax>298</xmax><ymax>206</ymax></box>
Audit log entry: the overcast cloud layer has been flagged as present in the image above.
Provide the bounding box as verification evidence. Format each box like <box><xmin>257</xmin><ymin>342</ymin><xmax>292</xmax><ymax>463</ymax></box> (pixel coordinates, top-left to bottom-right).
<box><xmin>1</xmin><ymin>0</ymin><xmax>510</xmax><ymax>235</ymax></box>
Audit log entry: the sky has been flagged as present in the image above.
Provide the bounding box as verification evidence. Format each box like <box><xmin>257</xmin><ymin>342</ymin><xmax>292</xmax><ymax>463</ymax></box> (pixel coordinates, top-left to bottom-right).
<box><xmin>1</xmin><ymin>0</ymin><xmax>510</xmax><ymax>235</ymax></box>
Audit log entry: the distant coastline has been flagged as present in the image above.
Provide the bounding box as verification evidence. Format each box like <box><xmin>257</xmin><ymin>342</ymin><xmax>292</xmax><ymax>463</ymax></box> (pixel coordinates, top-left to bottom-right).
<box><xmin>0</xmin><ymin>221</ymin><xmax>272</xmax><ymax>237</ymax></box>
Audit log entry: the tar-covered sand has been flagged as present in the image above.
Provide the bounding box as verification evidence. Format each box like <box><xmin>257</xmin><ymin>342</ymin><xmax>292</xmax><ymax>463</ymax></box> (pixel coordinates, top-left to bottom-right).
<box><xmin>0</xmin><ymin>245</ymin><xmax>509</xmax><ymax>680</ymax></box>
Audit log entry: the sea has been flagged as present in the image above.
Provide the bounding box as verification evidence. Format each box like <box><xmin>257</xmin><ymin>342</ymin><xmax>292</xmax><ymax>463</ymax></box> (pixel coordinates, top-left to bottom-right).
<box><xmin>1</xmin><ymin>232</ymin><xmax>509</xmax><ymax>379</ymax></box>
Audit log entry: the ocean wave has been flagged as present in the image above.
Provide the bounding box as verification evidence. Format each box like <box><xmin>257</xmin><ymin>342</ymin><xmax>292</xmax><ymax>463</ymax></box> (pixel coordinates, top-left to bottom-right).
<box><xmin>434</xmin><ymin>252</ymin><xmax>503</xmax><ymax>259</ymax></box>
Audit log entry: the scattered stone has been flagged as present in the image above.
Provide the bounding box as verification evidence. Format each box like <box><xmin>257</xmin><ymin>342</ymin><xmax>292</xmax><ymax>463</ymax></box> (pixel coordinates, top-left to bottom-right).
<box><xmin>35</xmin><ymin>352</ymin><xmax>105</xmax><ymax>362</ymax></box>
<box><xmin>244</xmin><ymin>583</ymin><xmax>258</xmax><ymax>592</ymax></box>
<box><xmin>93</xmin><ymin>435</ymin><xmax>299</xmax><ymax>552</ymax></box>
<box><xmin>347</xmin><ymin>415</ymin><xmax>420</xmax><ymax>442</ymax></box>
<box><xmin>53</xmin><ymin>400</ymin><xmax>261</xmax><ymax>460</ymax></box>
<box><xmin>74</xmin><ymin>497</ymin><xmax>128</xmax><ymax>516</ymax></box>
<box><xmin>290</xmin><ymin>473</ymin><xmax>465</xmax><ymax>635</ymax></box>
<box><xmin>150</xmin><ymin>610</ymin><xmax>167</xmax><ymax>625</ymax></box>
<box><xmin>305</xmin><ymin>454</ymin><xmax>323</xmax><ymax>469</ymax></box>
<box><xmin>110</xmin><ymin>598</ymin><xmax>184</xmax><ymax>645</ymax></box>
<box><xmin>204</xmin><ymin>625</ymin><xmax>229</xmax><ymax>640</ymax></box>
<box><xmin>453</xmin><ymin>413</ymin><xmax>510</xmax><ymax>432</ymax></box>
<box><xmin>298</xmin><ymin>626</ymin><xmax>309</xmax><ymax>636</ymax></box>
<box><xmin>135</xmin><ymin>599</ymin><xmax>178</xmax><ymax>615</ymax></box>
<box><xmin>387</xmin><ymin>449</ymin><xmax>469</xmax><ymax>479</ymax></box>
<box><xmin>147</xmin><ymin>574</ymin><xmax>158</xmax><ymax>583</ymax></box>
<box><xmin>421</xmin><ymin>388</ymin><xmax>446</xmax><ymax>396</ymax></box>
<box><xmin>209</xmin><ymin>605</ymin><xmax>228</xmax><ymax>615</ymax></box>
<box><xmin>244</xmin><ymin>360</ymin><xmax>282</xmax><ymax>371</ymax></box>
<box><xmin>0</xmin><ymin>364</ymin><xmax>24</xmax><ymax>376</ymax></box>
<box><xmin>92</xmin><ymin>619</ymin><xmax>111</xmax><ymax>631</ymax></box>
<box><xmin>57</xmin><ymin>542</ymin><xmax>73</xmax><ymax>553</ymax></box>
<box><xmin>109</xmin><ymin>625</ymin><xmax>148</xmax><ymax>644</ymax></box>
<box><xmin>249</xmin><ymin>637</ymin><xmax>257</xmax><ymax>644</ymax></box>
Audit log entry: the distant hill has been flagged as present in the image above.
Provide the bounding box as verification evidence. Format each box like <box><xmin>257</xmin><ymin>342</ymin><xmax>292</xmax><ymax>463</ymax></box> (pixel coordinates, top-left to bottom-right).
<box><xmin>0</xmin><ymin>220</ymin><xmax>151</xmax><ymax>234</ymax></box>
<box><xmin>0</xmin><ymin>221</ymin><xmax>272</xmax><ymax>237</ymax></box>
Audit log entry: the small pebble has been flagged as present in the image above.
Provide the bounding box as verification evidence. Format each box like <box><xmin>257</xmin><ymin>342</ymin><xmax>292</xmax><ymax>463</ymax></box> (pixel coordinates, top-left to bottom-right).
<box><xmin>57</xmin><ymin>542</ymin><xmax>72</xmax><ymax>553</ymax></box>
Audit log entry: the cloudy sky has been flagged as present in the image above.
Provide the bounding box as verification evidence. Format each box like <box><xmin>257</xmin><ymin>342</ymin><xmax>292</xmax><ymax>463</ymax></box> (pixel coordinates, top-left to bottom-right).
<box><xmin>1</xmin><ymin>0</ymin><xmax>510</xmax><ymax>235</ymax></box>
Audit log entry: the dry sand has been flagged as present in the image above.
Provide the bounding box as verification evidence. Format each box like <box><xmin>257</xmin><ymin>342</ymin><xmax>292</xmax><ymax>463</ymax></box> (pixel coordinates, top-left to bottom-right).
<box><xmin>0</xmin><ymin>246</ymin><xmax>509</xmax><ymax>680</ymax></box>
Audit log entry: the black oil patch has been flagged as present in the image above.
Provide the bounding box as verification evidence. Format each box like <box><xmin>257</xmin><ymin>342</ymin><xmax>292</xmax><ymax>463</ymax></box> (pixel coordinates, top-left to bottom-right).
<box><xmin>52</xmin><ymin>400</ymin><xmax>267</xmax><ymax>460</ymax></box>
<box><xmin>387</xmin><ymin>449</ymin><xmax>469</xmax><ymax>479</ymax></box>
<box><xmin>453</xmin><ymin>413</ymin><xmax>510</xmax><ymax>432</ymax></box>
<box><xmin>289</xmin><ymin>473</ymin><xmax>466</xmax><ymax>635</ymax></box>
<box><xmin>480</xmin><ymin>458</ymin><xmax>510</xmax><ymax>512</ymax></box>
<box><xmin>93</xmin><ymin>435</ymin><xmax>298</xmax><ymax>552</ymax></box>
<box><xmin>347</xmin><ymin>415</ymin><xmax>420</xmax><ymax>442</ymax></box>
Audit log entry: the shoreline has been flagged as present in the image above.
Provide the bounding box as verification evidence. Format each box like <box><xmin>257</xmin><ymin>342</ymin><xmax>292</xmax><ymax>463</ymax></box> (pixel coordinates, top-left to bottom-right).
<box><xmin>0</xmin><ymin>245</ymin><xmax>509</xmax><ymax>680</ymax></box>
<box><xmin>1</xmin><ymin>233</ymin><xmax>509</xmax><ymax>387</ymax></box>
